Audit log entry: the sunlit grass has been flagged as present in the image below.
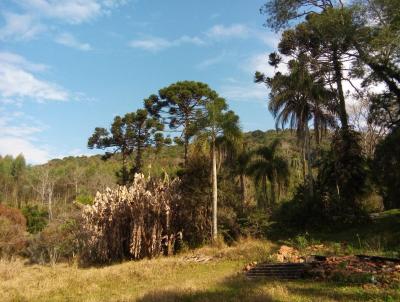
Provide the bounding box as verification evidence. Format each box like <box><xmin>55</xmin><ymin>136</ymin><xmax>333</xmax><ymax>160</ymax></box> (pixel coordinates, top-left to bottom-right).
<box><xmin>1</xmin><ymin>238</ymin><xmax>398</xmax><ymax>302</ymax></box>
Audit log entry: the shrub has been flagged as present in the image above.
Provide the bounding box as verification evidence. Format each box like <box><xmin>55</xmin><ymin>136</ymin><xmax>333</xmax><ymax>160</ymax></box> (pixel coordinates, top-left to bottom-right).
<box><xmin>373</xmin><ymin>126</ymin><xmax>400</xmax><ymax>210</ymax></box>
<box><xmin>25</xmin><ymin>210</ymin><xmax>83</xmax><ymax>265</ymax></box>
<box><xmin>75</xmin><ymin>193</ymin><xmax>93</xmax><ymax>205</ymax></box>
<box><xmin>238</xmin><ymin>211</ymin><xmax>271</xmax><ymax>238</ymax></box>
<box><xmin>21</xmin><ymin>205</ymin><xmax>48</xmax><ymax>234</ymax></box>
<box><xmin>0</xmin><ymin>204</ymin><xmax>27</xmax><ymax>258</ymax></box>
<box><xmin>0</xmin><ymin>204</ymin><xmax>26</xmax><ymax>226</ymax></box>
<box><xmin>80</xmin><ymin>174</ymin><xmax>181</xmax><ymax>264</ymax></box>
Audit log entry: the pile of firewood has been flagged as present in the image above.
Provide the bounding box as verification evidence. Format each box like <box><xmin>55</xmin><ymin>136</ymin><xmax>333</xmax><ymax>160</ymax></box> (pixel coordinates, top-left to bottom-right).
<box><xmin>81</xmin><ymin>174</ymin><xmax>181</xmax><ymax>264</ymax></box>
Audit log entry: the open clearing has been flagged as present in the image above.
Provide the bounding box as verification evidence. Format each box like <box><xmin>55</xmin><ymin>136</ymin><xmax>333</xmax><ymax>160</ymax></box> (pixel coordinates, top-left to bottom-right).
<box><xmin>1</xmin><ymin>238</ymin><xmax>399</xmax><ymax>302</ymax></box>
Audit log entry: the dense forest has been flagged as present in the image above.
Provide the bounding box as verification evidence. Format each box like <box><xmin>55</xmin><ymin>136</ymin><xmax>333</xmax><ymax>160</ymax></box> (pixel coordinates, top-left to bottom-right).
<box><xmin>0</xmin><ymin>0</ymin><xmax>399</xmax><ymax>273</ymax></box>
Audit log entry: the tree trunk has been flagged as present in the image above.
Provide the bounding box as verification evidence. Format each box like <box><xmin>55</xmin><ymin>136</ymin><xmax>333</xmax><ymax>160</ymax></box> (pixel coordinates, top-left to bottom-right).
<box><xmin>212</xmin><ymin>137</ymin><xmax>218</xmax><ymax>242</ymax></box>
<box><xmin>332</xmin><ymin>49</ymin><xmax>349</xmax><ymax>130</ymax></box>
<box><xmin>135</xmin><ymin>144</ymin><xmax>143</xmax><ymax>174</ymax></box>
<box><xmin>305</xmin><ymin>122</ymin><xmax>313</xmax><ymax>196</ymax></box>
<box><xmin>48</xmin><ymin>186</ymin><xmax>53</xmax><ymax>221</ymax></box>
<box><xmin>240</xmin><ymin>174</ymin><xmax>246</xmax><ymax>211</ymax></box>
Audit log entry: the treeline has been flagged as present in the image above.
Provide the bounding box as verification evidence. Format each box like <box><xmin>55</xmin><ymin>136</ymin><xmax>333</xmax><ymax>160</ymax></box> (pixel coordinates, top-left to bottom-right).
<box><xmin>0</xmin><ymin>0</ymin><xmax>399</xmax><ymax>264</ymax></box>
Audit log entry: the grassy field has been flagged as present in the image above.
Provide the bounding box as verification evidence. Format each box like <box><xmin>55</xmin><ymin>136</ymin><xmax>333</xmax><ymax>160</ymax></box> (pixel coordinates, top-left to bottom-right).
<box><xmin>1</xmin><ymin>237</ymin><xmax>399</xmax><ymax>302</ymax></box>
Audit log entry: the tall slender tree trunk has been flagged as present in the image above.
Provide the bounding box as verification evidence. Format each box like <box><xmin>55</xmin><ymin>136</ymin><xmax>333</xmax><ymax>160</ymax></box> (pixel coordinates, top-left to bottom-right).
<box><xmin>240</xmin><ymin>174</ymin><xmax>246</xmax><ymax>210</ymax></box>
<box><xmin>332</xmin><ymin>49</ymin><xmax>349</xmax><ymax>130</ymax></box>
<box><xmin>48</xmin><ymin>186</ymin><xmax>53</xmax><ymax>221</ymax></box>
<box><xmin>305</xmin><ymin>122</ymin><xmax>313</xmax><ymax>196</ymax></box>
<box><xmin>212</xmin><ymin>137</ymin><xmax>218</xmax><ymax>242</ymax></box>
<box><xmin>135</xmin><ymin>145</ymin><xmax>143</xmax><ymax>174</ymax></box>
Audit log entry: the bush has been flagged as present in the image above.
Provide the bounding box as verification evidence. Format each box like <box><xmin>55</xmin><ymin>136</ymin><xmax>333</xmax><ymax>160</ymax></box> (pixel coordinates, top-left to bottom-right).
<box><xmin>373</xmin><ymin>126</ymin><xmax>400</xmax><ymax>210</ymax></box>
<box><xmin>0</xmin><ymin>204</ymin><xmax>27</xmax><ymax>258</ymax></box>
<box><xmin>238</xmin><ymin>211</ymin><xmax>271</xmax><ymax>238</ymax></box>
<box><xmin>25</xmin><ymin>210</ymin><xmax>83</xmax><ymax>265</ymax></box>
<box><xmin>75</xmin><ymin>193</ymin><xmax>93</xmax><ymax>205</ymax></box>
<box><xmin>21</xmin><ymin>205</ymin><xmax>48</xmax><ymax>234</ymax></box>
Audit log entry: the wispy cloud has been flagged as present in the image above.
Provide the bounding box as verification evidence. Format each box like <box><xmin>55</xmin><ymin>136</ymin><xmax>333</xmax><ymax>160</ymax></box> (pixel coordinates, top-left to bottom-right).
<box><xmin>0</xmin><ymin>12</ymin><xmax>45</xmax><ymax>40</ymax></box>
<box><xmin>220</xmin><ymin>82</ymin><xmax>267</xmax><ymax>103</ymax></box>
<box><xmin>55</xmin><ymin>32</ymin><xmax>92</xmax><ymax>51</ymax></box>
<box><xmin>0</xmin><ymin>110</ymin><xmax>50</xmax><ymax>164</ymax></box>
<box><xmin>17</xmin><ymin>0</ymin><xmax>108</xmax><ymax>24</ymax></box>
<box><xmin>129</xmin><ymin>35</ymin><xmax>205</xmax><ymax>52</ymax></box>
<box><xmin>0</xmin><ymin>1</ymin><xmax>128</xmax><ymax>41</ymax></box>
<box><xmin>0</xmin><ymin>52</ymin><xmax>69</xmax><ymax>102</ymax></box>
<box><xmin>207</xmin><ymin>24</ymin><xmax>250</xmax><ymax>39</ymax></box>
<box><xmin>196</xmin><ymin>52</ymin><xmax>227</xmax><ymax>70</ymax></box>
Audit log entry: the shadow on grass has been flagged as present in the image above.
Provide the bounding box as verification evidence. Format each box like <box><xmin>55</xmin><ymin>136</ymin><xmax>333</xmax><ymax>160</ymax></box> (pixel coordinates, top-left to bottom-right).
<box><xmin>285</xmin><ymin>281</ymin><xmax>398</xmax><ymax>302</ymax></box>
<box><xmin>136</xmin><ymin>273</ymin><xmax>398</xmax><ymax>302</ymax></box>
<box><xmin>137</xmin><ymin>273</ymin><xmax>278</xmax><ymax>302</ymax></box>
<box><xmin>138</xmin><ymin>277</ymin><xmax>400</xmax><ymax>302</ymax></box>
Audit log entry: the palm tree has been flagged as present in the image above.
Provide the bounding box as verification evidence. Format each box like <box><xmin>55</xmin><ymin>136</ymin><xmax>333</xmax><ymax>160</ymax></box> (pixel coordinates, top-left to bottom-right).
<box><xmin>247</xmin><ymin>140</ymin><xmax>289</xmax><ymax>209</ymax></box>
<box><xmin>265</xmin><ymin>59</ymin><xmax>335</xmax><ymax>193</ymax></box>
<box><xmin>196</xmin><ymin>97</ymin><xmax>241</xmax><ymax>242</ymax></box>
<box><xmin>235</xmin><ymin>148</ymin><xmax>251</xmax><ymax>210</ymax></box>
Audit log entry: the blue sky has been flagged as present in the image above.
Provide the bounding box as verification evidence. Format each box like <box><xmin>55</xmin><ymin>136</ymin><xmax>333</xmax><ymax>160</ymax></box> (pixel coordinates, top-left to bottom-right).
<box><xmin>0</xmin><ymin>0</ymin><xmax>280</xmax><ymax>164</ymax></box>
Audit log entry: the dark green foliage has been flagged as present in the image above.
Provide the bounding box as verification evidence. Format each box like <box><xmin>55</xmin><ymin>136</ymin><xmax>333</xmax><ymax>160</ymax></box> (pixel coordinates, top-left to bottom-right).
<box><xmin>174</xmin><ymin>155</ymin><xmax>211</xmax><ymax>247</ymax></box>
<box><xmin>88</xmin><ymin>109</ymin><xmax>165</xmax><ymax>184</ymax></box>
<box><xmin>144</xmin><ymin>81</ymin><xmax>218</xmax><ymax>165</ymax></box>
<box><xmin>238</xmin><ymin>211</ymin><xmax>271</xmax><ymax>238</ymax></box>
<box><xmin>22</xmin><ymin>205</ymin><xmax>48</xmax><ymax>234</ymax></box>
<box><xmin>247</xmin><ymin>141</ymin><xmax>289</xmax><ymax>209</ymax></box>
<box><xmin>75</xmin><ymin>193</ymin><xmax>93</xmax><ymax>205</ymax></box>
<box><xmin>373</xmin><ymin>127</ymin><xmax>400</xmax><ymax>209</ymax></box>
<box><xmin>25</xmin><ymin>210</ymin><xmax>83</xmax><ymax>264</ymax></box>
<box><xmin>274</xmin><ymin>129</ymin><xmax>369</xmax><ymax>229</ymax></box>
<box><xmin>323</xmin><ymin>129</ymin><xmax>368</xmax><ymax>208</ymax></box>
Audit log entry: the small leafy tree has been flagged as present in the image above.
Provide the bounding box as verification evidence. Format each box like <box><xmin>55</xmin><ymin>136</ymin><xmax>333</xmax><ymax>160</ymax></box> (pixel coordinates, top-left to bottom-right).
<box><xmin>88</xmin><ymin>109</ymin><xmax>165</xmax><ymax>184</ymax></box>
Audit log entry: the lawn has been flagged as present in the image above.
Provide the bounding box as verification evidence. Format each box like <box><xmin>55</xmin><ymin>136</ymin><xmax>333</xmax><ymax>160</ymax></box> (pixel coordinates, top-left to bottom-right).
<box><xmin>1</xmin><ymin>237</ymin><xmax>399</xmax><ymax>302</ymax></box>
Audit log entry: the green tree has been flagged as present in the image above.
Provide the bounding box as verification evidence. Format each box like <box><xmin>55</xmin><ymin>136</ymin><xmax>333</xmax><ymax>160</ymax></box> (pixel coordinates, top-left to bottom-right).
<box><xmin>144</xmin><ymin>81</ymin><xmax>218</xmax><ymax>166</ymax></box>
<box><xmin>247</xmin><ymin>140</ymin><xmax>289</xmax><ymax>210</ymax></box>
<box><xmin>196</xmin><ymin>97</ymin><xmax>241</xmax><ymax>241</ymax></box>
<box><xmin>373</xmin><ymin>126</ymin><xmax>400</xmax><ymax>209</ymax></box>
<box><xmin>11</xmin><ymin>154</ymin><xmax>26</xmax><ymax>208</ymax></box>
<box><xmin>88</xmin><ymin>109</ymin><xmax>165</xmax><ymax>184</ymax></box>
<box><xmin>257</xmin><ymin>59</ymin><xmax>335</xmax><ymax>192</ymax></box>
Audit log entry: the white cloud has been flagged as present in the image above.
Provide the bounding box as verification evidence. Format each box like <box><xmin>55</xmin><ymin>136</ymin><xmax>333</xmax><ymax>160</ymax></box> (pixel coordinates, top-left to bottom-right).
<box><xmin>207</xmin><ymin>24</ymin><xmax>250</xmax><ymax>39</ymax></box>
<box><xmin>55</xmin><ymin>32</ymin><xmax>92</xmax><ymax>51</ymax></box>
<box><xmin>0</xmin><ymin>110</ymin><xmax>50</xmax><ymax>164</ymax></box>
<box><xmin>1</xmin><ymin>1</ymin><xmax>128</xmax><ymax>41</ymax></box>
<box><xmin>196</xmin><ymin>52</ymin><xmax>227</xmax><ymax>70</ymax></box>
<box><xmin>220</xmin><ymin>82</ymin><xmax>267</xmax><ymax>103</ymax></box>
<box><xmin>0</xmin><ymin>137</ymin><xmax>50</xmax><ymax>164</ymax></box>
<box><xmin>242</xmin><ymin>53</ymin><xmax>288</xmax><ymax>78</ymax></box>
<box><xmin>129</xmin><ymin>35</ymin><xmax>205</xmax><ymax>52</ymax></box>
<box><xmin>17</xmin><ymin>0</ymin><xmax>101</xmax><ymax>24</ymax></box>
<box><xmin>0</xmin><ymin>52</ymin><xmax>48</xmax><ymax>72</ymax></box>
<box><xmin>0</xmin><ymin>52</ymin><xmax>69</xmax><ymax>102</ymax></box>
<box><xmin>15</xmin><ymin>0</ymin><xmax>129</xmax><ymax>24</ymax></box>
<box><xmin>0</xmin><ymin>12</ymin><xmax>45</xmax><ymax>40</ymax></box>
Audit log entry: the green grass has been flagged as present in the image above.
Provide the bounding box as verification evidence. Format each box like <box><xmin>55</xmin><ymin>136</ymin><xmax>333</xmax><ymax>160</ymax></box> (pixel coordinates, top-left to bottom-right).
<box><xmin>1</xmin><ymin>238</ymin><xmax>399</xmax><ymax>302</ymax></box>
<box><xmin>270</xmin><ymin>209</ymin><xmax>400</xmax><ymax>258</ymax></box>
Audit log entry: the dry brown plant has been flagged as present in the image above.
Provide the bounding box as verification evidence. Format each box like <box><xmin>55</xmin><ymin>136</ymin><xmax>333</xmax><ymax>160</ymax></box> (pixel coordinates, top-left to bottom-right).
<box><xmin>81</xmin><ymin>174</ymin><xmax>181</xmax><ymax>264</ymax></box>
